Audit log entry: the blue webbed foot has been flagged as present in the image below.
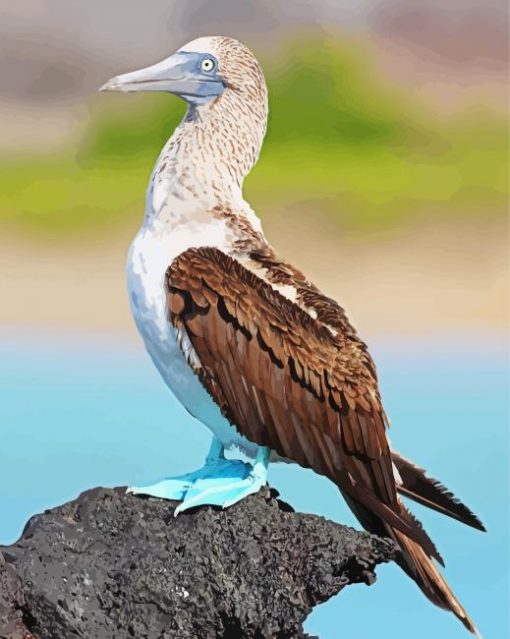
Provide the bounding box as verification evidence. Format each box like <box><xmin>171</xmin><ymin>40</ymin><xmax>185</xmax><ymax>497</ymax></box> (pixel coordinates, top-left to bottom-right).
<box><xmin>127</xmin><ymin>473</ymin><xmax>195</xmax><ymax>502</ymax></box>
<box><xmin>174</xmin><ymin>452</ymin><xmax>268</xmax><ymax>515</ymax></box>
<box><xmin>127</xmin><ymin>458</ymin><xmax>250</xmax><ymax>502</ymax></box>
<box><xmin>127</xmin><ymin>440</ymin><xmax>270</xmax><ymax>515</ymax></box>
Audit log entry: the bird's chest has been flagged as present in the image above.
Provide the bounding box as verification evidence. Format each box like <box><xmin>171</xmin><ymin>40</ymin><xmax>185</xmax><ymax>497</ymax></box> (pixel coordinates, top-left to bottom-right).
<box><xmin>126</xmin><ymin>230</ymin><xmax>174</xmax><ymax>361</ymax></box>
<box><xmin>126</xmin><ymin>219</ymin><xmax>228</xmax><ymax>373</ymax></box>
<box><xmin>126</xmin><ymin>217</ymin><xmax>255</xmax><ymax>454</ymax></box>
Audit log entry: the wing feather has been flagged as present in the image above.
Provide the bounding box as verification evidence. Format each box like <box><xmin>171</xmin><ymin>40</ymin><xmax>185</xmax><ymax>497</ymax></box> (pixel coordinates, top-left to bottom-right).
<box><xmin>392</xmin><ymin>451</ymin><xmax>486</xmax><ymax>531</ymax></box>
<box><xmin>166</xmin><ymin>247</ymin><xmax>439</xmax><ymax>548</ymax></box>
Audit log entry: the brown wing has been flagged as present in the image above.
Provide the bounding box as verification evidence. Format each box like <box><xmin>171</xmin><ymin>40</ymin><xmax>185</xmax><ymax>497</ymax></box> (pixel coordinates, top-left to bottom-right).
<box><xmin>167</xmin><ymin>246</ymin><xmax>439</xmax><ymax>556</ymax></box>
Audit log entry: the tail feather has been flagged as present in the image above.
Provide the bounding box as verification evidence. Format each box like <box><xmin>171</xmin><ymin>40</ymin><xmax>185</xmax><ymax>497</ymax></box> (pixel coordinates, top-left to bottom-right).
<box><xmin>392</xmin><ymin>451</ymin><xmax>486</xmax><ymax>532</ymax></box>
<box><xmin>393</xmin><ymin>525</ymin><xmax>480</xmax><ymax>635</ymax></box>
<box><xmin>343</xmin><ymin>491</ymin><xmax>481</xmax><ymax>635</ymax></box>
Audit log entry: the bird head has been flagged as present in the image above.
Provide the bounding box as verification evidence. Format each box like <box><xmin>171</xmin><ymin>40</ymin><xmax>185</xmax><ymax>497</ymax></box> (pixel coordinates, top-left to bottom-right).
<box><xmin>99</xmin><ymin>36</ymin><xmax>266</xmax><ymax>110</ymax></box>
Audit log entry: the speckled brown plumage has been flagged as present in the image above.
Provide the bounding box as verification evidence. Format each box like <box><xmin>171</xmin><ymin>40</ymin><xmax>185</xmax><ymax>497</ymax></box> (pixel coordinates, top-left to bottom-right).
<box><xmin>246</xmin><ymin>242</ymin><xmax>367</xmax><ymax>336</ymax></box>
<box><xmin>167</xmin><ymin>246</ymin><xmax>445</xmax><ymax>557</ymax></box>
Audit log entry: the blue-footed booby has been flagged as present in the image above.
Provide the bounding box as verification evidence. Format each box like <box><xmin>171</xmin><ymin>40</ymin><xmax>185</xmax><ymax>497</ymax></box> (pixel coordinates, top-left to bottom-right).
<box><xmin>100</xmin><ymin>36</ymin><xmax>484</xmax><ymax>634</ymax></box>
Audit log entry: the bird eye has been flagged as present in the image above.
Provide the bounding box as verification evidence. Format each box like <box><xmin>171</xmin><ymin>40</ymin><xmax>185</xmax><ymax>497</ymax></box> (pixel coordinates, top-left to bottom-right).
<box><xmin>201</xmin><ymin>58</ymin><xmax>215</xmax><ymax>73</ymax></box>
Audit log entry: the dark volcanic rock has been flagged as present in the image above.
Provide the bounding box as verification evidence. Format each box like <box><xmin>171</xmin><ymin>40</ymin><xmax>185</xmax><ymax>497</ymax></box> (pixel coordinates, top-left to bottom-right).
<box><xmin>0</xmin><ymin>487</ymin><xmax>395</xmax><ymax>638</ymax></box>
<box><xmin>0</xmin><ymin>551</ymin><xmax>36</xmax><ymax>639</ymax></box>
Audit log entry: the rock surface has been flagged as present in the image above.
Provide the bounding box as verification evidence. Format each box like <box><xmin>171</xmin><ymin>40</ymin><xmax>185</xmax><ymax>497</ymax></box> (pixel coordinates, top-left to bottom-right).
<box><xmin>0</xmin><ymin>487</ymin><xmax>395</xmax><ymax>639</ymax></box>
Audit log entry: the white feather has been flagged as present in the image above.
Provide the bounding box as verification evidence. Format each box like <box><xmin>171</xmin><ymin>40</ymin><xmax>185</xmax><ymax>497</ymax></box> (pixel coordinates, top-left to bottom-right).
<box><xmin>127</xmin><ymin>178</ymin><xmax>259</xmax><ymax>457</ymax></box>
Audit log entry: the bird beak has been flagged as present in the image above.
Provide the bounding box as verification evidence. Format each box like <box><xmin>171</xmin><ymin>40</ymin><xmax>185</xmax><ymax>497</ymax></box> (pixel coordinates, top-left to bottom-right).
<box><xmin>99</xmin><ymin>53</ymin><xmax>189</xmax><ymax>94</ymax></box>
<box><xmin>99</xmin><ymin>52</ymin><xmax>224</xmax><ymax>104</ymax></box>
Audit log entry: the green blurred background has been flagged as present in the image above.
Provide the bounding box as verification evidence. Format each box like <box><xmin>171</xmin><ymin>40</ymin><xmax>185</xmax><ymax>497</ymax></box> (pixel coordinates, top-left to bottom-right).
<box><xmin>1</xmin><ymin>35</ymin><xmax>507</xmax><ymax>236</ymax></box>
<box><xmin>0</xmin><ymin>1</ymin><xmax>507</xmax><ymax>341</ymax></box>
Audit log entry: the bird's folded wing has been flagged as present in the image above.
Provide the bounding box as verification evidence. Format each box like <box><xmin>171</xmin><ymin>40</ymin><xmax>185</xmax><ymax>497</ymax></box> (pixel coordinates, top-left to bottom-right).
<box><xmin>166</xmin><ymin>246</ymin><xmax>437</xmax><ymax>551</ymax></box>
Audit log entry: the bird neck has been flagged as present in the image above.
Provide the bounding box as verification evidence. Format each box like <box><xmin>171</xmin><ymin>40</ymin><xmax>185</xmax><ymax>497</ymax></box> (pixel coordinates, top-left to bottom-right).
<box><xmin>149</xmin><ymin>89</ymin><xmax>267</xmax><ymax>222</ymax></box>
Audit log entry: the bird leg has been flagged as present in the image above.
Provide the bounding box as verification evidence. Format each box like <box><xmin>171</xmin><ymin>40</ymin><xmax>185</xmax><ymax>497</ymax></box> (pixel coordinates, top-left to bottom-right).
<box><xmin>127</xmin><ymin>439</ymin><xmax>270</xmax><ymax>515</ymax></box>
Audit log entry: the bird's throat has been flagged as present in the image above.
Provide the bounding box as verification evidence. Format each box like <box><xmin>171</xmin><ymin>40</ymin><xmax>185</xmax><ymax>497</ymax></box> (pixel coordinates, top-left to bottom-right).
<box><xmin>149</xmin><ymin>95</ymin><xmax>267</xmax><ymax>220</ymax></box>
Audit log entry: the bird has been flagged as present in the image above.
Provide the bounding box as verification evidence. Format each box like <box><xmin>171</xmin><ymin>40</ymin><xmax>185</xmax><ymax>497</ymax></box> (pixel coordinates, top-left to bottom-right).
<box><xmin>100</xmin><ymin>36</ymin><xmax>485</xmax><ymax>634</ymax></box>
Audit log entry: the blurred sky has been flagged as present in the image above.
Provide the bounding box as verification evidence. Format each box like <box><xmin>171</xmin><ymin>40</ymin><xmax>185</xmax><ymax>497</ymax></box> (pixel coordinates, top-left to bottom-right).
<box><xmin>0</xmin><ymin>1</ymin><xmax>508</xmax><ymax>638</ymax></box>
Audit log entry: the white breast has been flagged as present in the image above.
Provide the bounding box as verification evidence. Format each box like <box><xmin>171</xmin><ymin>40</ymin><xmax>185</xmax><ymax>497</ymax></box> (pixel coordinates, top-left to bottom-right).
<box><xmin>126</xmin><ymin>208</ymin><xmax>258</xmax><ymax>458</ymax></box>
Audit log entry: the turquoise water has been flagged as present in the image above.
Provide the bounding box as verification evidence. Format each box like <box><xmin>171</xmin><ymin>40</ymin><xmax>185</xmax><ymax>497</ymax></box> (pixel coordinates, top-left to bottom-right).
<box><xmin>0</xmin><ymin>330</ymin><xmax>508</xmax><ymax>638</ymax></box>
